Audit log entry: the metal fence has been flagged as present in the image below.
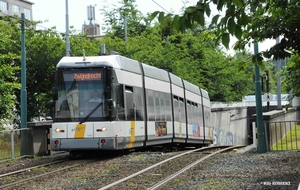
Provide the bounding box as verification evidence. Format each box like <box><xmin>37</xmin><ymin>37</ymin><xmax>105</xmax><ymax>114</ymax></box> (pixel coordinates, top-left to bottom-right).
<box><xmin>0</xmin><ymin>128</ymin><xmax>33</xmax><ymax>161</ymax></box>
<box><xmin>266</xmin><ymin>121</ymin><xmax>300</xmax><ymax>151</ymax></box>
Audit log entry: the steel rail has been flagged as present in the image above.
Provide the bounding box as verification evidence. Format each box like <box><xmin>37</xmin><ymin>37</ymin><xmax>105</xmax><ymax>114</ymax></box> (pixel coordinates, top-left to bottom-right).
<box><xmin>98</xmin><ymin>145</ymin><xmax>237</xmax><ymax>190</ymax></box>
<box><xmin>0</xmin><ymin>159</ymin><xmax>70</xmax><ymax>178</ymax></box>
<box><xmin>148</xmin><ymin>145</ymin><xmax>243</xmax><ymax>189</ymax></box>
<box><xmin>0</xmin><ymin>159</ymin><xmax>97</xmax><ymax>189</ymax></box>
<box><xmin>0</xmin><ymin>155</ymin><xmax>33</xmax><ymax>163</ymax></box>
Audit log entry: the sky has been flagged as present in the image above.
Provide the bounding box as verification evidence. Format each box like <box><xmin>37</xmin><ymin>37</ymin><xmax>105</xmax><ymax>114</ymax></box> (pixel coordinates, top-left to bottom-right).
<box><xmin>30</xmin><ymin>0</ymin><xmax>275</xmax><ymax>55</ymax></box>
<box><xmin>30</xmin><ymin>0</ymin><xmax>197</xmax><ymax>33</ymax></box>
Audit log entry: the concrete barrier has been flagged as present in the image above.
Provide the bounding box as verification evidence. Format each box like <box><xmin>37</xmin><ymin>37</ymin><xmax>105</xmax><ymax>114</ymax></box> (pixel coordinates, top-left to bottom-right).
<box><xmin>27</xmin><ymin>121</ymin><xmax>52</xmax><ymax>156</ymax></box>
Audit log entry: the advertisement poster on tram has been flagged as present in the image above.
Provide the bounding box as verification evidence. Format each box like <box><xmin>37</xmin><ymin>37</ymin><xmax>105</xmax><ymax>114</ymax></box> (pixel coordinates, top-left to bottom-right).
<box><xmin>192</xmin><ymin>125</ymin><xmax>200</xmax><ymax>137</ymax></box>
<box><xmin>155</xmin><ymin>122</ymin><xmax>167</xmax><ymax>137</ymax></box>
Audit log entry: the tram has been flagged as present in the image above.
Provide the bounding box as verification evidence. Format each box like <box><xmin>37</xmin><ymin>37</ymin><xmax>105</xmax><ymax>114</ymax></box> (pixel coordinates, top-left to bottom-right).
<box><xmin>50</xmin><ymin>54</ymin><xmax>213</xmax><ymax>151</ymax></box>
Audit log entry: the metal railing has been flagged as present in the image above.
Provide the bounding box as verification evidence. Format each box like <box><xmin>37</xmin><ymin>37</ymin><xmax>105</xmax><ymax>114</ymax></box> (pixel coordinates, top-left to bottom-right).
<box><xmin>0</xmin><ymin>128</ymin><xmax>33</xmax><ymax>161</ymax></box>
<box><xmin>265</xmin><ymin>120</ymin><xmax>300</xmax><ymax>151</ymax></box>
<box><xmin>211</xmin><ymin>100</ymin><xmax>289</xmax><ymax>108</ymax></box>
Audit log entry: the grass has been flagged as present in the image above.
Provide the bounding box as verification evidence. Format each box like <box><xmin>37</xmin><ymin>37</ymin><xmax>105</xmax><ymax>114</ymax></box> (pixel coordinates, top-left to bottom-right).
<box><xmin>0</xmin><ymin>131</ymin><xmax>21</xmax><ymax>160</ymax></box>
<box><xmin>129</xmin><ymin>155</ymin><xmax>146</xmax><ymax>162</ymax></box>
<box><xmin>271</xmin><ymin>124</ymin><xmax>300</xmax><ymax>150</ymax></box>
<box><xmin>102</xmin><ymin>166</ymin><xmax>118</xmax><ymax>174</ymax></box>
<box><xmin>197</xmin><ymin>179</ymin><xmax>234</xmax><ymax>190</ymax></box>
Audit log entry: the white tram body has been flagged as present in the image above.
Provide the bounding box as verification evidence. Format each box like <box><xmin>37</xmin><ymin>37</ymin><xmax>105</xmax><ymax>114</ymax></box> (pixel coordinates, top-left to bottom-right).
<box><xmin>50</xmin><ymin>55</ymin><xmax>212</xmax><ymax>151</ymax></box>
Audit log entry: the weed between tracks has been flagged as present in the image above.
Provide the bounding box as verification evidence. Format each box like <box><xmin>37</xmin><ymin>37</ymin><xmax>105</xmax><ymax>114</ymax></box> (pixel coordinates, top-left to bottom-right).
<box><xmin>198</xmin><ymin>179</ymin><xmax>237</xmax><ymax>190</ymax></box>
<box><xmin>129</xmin><ymin>155</ymin><xmax>146</xmax><ymax>162</ymax></box>
<box><xmin>102</xmin><ymin>165</ymin><xmax>118</xmax><ymax>174</ymax></box>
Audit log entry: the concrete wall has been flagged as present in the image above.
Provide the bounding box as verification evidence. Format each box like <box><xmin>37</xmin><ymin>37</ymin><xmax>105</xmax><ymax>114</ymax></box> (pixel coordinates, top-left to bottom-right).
<box><xmin>211</xmin><ymin>107</ymin><xmax>248</xmax><ymax>146</ymax></box>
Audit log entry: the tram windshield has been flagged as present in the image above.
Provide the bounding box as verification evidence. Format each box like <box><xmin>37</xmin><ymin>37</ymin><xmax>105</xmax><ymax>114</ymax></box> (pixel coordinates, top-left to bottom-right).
<box><xmin>53</xmin><ymin>69</ymin><xmax>115</xmax><ymax>122</ymax></box>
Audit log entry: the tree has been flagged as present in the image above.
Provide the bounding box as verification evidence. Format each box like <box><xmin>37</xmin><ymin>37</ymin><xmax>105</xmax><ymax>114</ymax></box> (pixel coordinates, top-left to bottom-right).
<box><xmin>101</xmin><ymin>25</ymin><xmax>254</xmax><ymax>101</ymax></box>
<box><xmin>24</xmin><ymin>27</ymin><xmax>65</xmax><ymax>120</ymax></box>
<box><xmin>0</xmin><ymin>20</ymin><xmax>21</xmax><ymax>126</ymax></box>
<box><xmin>69</xmin><ymin>29</ymin><xmax>102</xmax><ymax>56</ymax></box>
<box><xmin>100</xmin><ymin>0</ymin><xmax>151</xmax><ymax>39</ymax></box>
<box><xmin>282</xmin><ymin>55</ymin><xmax>300</xmax><ymax>96</ymax></box>
<box><xmin>150</xmin><ymin>0</ymin><xmax>300</xmax><ymax>61</ymax></box>
<box><xmin>24</xmin><ymin>26</ymin><xmax>106</xmax><ymax>120</ymax></box>
<box><xmin>7</xmin><ymin>18</ymin><xmax>111</xmax><ymax>121</ymax></box>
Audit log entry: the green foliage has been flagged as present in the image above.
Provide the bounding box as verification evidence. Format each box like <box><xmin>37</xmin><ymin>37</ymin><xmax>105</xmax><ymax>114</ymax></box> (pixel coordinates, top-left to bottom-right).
<box><xmin>100</xmin><ymin>0</ymin><xmax>151</xmax><ymax>39</ymax></box>
<box><xmin>24</xmin><ymin>27</ymin><xmax>65</xmax><ymax>120</ymax></box>
<box><xmin>150</xmin><ymin>0</ymin><xmax>300</xmax><ymax>99</ymax></box>
<box><xmin>102</xmin><ymin>27</ymin><xmax>253</xmax><ymax>102</ymax></box>
<box><xmin>282</xmin><ymin>55</ymin><xmax>300</xmax><ymax>96</ymax></box>
<box><xmin>0</xmin><ymin>20</ymin><xmax>21</xmax><ymax>125</ymax></box>
<box><xmin>70</xmin><ymin>33</ymin><xmax>102</xmax><ymax>56</ymax></box>
<box><xmin>150</xmin><ymin>0</ymin><xmax>300</xmax><ymax>61</ymax></box>
<box><xmin>0</xmin><ymin>0</ymin><xmax>260</xmax><ymax>124</ymax></box>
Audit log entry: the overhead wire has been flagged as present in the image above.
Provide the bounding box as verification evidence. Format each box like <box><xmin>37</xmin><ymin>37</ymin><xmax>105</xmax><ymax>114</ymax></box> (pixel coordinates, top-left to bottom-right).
<box><xmin>151</xmin><ymin>0</ymin><xmax>171</xmax><ymax>13</ymax></box>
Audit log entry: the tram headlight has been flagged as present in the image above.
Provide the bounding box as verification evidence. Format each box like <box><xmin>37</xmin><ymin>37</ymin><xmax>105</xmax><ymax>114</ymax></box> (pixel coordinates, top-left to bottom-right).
<box><xmin>55</xmin><ymin>128</ymin><xmax>65</xmax><ymax>133</ymax></box>
<box><xmin>96</xmin><ymin>127</ymin><xmax>107</xmax><ymax>132</ymax></box>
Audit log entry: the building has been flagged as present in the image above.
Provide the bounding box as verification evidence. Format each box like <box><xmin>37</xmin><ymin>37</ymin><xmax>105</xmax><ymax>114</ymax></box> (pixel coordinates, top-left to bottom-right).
<box><xmin>0</xmin><ymin>0</ymin><xmax>34</xmax><ymax>20</ymax></box>
<box><xmin>83</xmin><ymin>21</ymin><xmax>100</xmax><ymax>36</ymax></box>
<box><xmin>82</xmin><ymin>5</ymin><xmax>102</xmax><ymax>37</ymax></box>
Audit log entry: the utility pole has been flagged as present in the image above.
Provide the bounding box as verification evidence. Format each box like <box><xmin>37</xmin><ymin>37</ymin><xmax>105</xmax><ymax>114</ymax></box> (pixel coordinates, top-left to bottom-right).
<box><xmin>20</xmin><ymin>13</ymin><xmax>27</xmax><ymax>155</ymax></box>
<box><xmin>65</xmin><ymin>0</ymin><xmax>70</xmax><ymax>56</ymax></box>
<box><xmin>276</xmin><ymin>37</ymin><xmax>282</xmax><ymax>109</ymax></box>
<box><xmin>124</xmin><ymin>16</ymin><xmax>128</xmax><ymax>49</ymax></box>
<box><xmin>254</xmin><ymin>41</ymin><xmax>266</xmax><ymax>153</ymax></box>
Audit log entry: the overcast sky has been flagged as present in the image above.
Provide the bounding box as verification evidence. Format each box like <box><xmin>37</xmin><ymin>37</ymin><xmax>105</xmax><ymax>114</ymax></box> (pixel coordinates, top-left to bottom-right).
<box><xmin>30</xmin><ymin>0</ymin><xmax>197</xmax><ymax>33</ymax></box>
<box><xmin>29</xmin><ymin>0</ymin><xmax>274</xmax><ymax>55</ymax></box>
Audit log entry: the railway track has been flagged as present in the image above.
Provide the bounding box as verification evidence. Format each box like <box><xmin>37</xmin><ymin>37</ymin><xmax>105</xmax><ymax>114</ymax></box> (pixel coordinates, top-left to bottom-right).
<box><xmin>0</xmin><ymin>156</ymin><xmax>97</xmax><ymax>189</ymax></box>
<box><xmin>98</xmin><ymin>145</ymin><xmax>244</xmax><ymax>190</ymax></box>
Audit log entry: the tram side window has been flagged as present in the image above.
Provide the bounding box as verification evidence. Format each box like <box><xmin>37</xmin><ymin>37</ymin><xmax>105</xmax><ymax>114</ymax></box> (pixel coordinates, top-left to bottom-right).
<box><xmin>179</xmin><ymin>97</ymin><xmax>185</xmax><ymax>123</ymax></box>
<box><xmin>148</xmin><ymin>96</ymin><xmax>155</xmax><ymax>121</ymax></box>
<box><xmin>160</xmin><ymin>97</ymin><xmax>165</xmax><ymax>121</ymax></box>
<box><xmin>155</xmin><ymin>96</ymin><xmax>160</xmax><ymax>121</ymax></box>
<box><xmin>117</xmin><ymin>85</ymin><xmax>125</xmax><ymax>120</ymax></box>
<box><xmin>165</xmin><ymin>98</ymin><xmax>172</xmax><ymax>121</ymax></box>
<box><xmin>191</xmin><ymin>102</ymin><xmax>195</xmax><ymax>124</ymax></box>
<box><xmin>135</xmin><ymin>89</ymin><xmax>144</xmax><ymax>121</ymax></box>
<box><xmin>187</xmin><ymin>101</ymin><xmax>191</xmax><ymax>124</ymax></box>
<box><xmin>125</xmin><ymin>86</ymin><xmax>134</xmax><ymax>121</ymax></box>
<box><xmin>193</xmin><ymin>104</ymin><xmax>197</xmax><ymax>125</ymax></box>
<box><xmin>189</xmin><ymin>103</ymin><xmax>193</xmax><ymax>125</ymax></box>
<box><xmin>192</xmin><ymin>102</ymin><xmax>196</xmax><ymax>125</ymax></box>
<box><xmin>173</xmin><ymin>96</ymin><xmax>180</xmax><ymax>122</ymax></box>
<box><xmin>198</xmin><ymin>104</ymin><xmax>204</xmax><ymax>126</ymax></box>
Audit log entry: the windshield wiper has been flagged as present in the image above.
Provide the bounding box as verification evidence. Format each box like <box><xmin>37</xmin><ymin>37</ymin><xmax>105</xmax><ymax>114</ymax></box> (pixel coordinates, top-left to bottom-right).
<box><xmin>79</xmin><ymin>102</ymin><xmax>103</xmax><ymax>124</ymax></box>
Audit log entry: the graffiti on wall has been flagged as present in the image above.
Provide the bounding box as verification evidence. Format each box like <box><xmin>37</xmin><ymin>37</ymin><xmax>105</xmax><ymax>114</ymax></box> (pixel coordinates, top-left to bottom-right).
<box><xmin>212</xmin><ymin>128</ymin><xmax>236</xmax><ymax>145</ymax></box>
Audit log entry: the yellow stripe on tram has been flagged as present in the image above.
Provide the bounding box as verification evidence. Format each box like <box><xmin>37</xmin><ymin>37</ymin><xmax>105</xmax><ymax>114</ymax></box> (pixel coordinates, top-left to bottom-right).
<box><xmin>74</xmin><ymin>124</ymin><xmax>86</xmax><ymax>138</ymax></box>
<box><xmin>128</xmin><ymin>121</ymin><xmax>135</xmax><ymax>148</ymax></box>
<box><xmin>179</xmin><ymin>122</ymin><xmax>182</xmax><ymax>137</ymax></box>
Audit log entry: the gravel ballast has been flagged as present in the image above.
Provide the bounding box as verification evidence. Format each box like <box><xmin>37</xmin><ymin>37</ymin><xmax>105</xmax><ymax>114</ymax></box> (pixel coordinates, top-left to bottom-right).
<box><xmin>2</xmin><ymin>148</ymin><xmax>300</xmax><ymax>190</ymax></box>
<box><xmin>167</xmin><ymin>150</ymin><xmax>300</xmax><ymax>190</ymax></box>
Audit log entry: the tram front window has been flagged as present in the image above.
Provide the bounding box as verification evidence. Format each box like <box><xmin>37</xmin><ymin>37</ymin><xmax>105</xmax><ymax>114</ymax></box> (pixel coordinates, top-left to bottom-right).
<box><xmin>54</xmin><ymin>69</ymin><xmax>115</xmax><ymax>122</ymax></box>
